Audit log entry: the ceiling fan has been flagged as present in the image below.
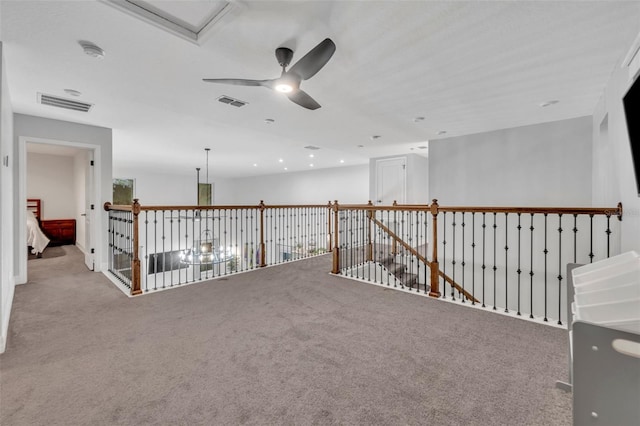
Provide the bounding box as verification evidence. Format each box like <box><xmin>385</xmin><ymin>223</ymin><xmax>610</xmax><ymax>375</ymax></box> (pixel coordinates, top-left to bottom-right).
<box><xmin>203</xmin><ymin>38</ymin><xmax>336</xmax><ymax>110</ymax></box>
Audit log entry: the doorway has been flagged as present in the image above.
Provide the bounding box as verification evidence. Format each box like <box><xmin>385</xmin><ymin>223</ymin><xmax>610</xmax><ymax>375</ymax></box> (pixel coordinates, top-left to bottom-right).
<box><xmin>17</xmin><ymin>136</ymin><xmax>100</xmax><ymax>283</ymax></box>
<box><xmin>375</xmin><ymin>157</ymin><xmax>406</xmax><ymax>205</ymax></box>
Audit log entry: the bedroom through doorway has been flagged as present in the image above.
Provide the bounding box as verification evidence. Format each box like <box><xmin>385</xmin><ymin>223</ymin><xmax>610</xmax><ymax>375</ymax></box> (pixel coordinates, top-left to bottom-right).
<box><xmin>23</xmin><ymin>141</ymin><xmax>96</xmax><ymax>273</ymax></box>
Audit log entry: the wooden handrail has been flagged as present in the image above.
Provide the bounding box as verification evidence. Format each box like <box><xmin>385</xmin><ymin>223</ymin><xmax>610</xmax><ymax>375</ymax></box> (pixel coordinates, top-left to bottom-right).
<box><xmin>105</xmin><ymin>203</ymin><xmax>331</xmax><ymax>211</ymax></box>
<box><xmin>436</xmin><ymin>204</ymin><xmax>623</xmax><ymax>219</ymax></box>
<box><xmin>370</xmin><ymin>216</ymin><xmax>430</xmax><ymax>266</ymax></box>
<box><xmin>336</xmin><ymin>203</ymin><xmax>623</xmax><ymax>219</ymax></box>
<box><xmin>370</xmin><ymin>214</ymin><xmax>478</xmax><ymax>303</ymax></box>
<box><xmin>103</xmin><ymin>202</ymin><xmax>132</xmax><ymax>212</ymax></box>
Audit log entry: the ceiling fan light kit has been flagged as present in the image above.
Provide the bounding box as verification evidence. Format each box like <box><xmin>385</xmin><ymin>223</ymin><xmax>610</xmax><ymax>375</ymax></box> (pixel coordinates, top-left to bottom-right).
<box><xmin>203</xmin><ymin>38</ymin><xmax>336</xmax><ymax>110</ymax></box>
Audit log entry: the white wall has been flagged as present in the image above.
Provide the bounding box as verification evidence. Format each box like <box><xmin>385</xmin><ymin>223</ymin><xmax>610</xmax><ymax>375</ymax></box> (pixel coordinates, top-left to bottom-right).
<box><xmin>218</xmin><ymin>164</ymin><xmax>369</xmax><ymax>205</ymax></box>
<box><xmin>112</xmin><ymin>167</ymin><xmax>197</xmax><ymax>206</ymax></box>
<box><xmin>112</xmin><ymin>164</ymin><xmax>369</xmax><ymax>206</ymax></box>
<box><xmin>429</xmin><ymin>116</ymin><xmax>593</xmax><ymax>206</ymax></box>
<box><xmin>13</xmin><ymin>114</ymin><xmax>112</xmax><ymax>283</ymax></box>
<box><xmin>27</xmin><ymin>152</ymin><xmax>76</xmax><ymax>219</ymax></box>
<box><xmin>0</xmin><ymin>42</ymin><xmax>15</xmax><ymax>353</ymax></box>
<box><xmin>593</xmin><ymin>39</ymin><xmax>640</xmax><ymax>253</ymax></box>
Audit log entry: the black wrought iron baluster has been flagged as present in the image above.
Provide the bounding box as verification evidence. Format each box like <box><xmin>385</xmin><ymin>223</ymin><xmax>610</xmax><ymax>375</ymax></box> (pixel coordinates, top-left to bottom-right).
<box><xmin>224</xmin><ymin>208</ymin><xmax>230</xmax><ymax>275</ymax></box>
<box><xmin>416</xmin><ymin>211</ymin><xmax>420</xmax><ymax>292</ymax></box>
<box><xmin>589</xmin><ymin>214</ymin><xmax>594</xmax><ymax>263</ymax></box>
<box><xmin>516</xmin><ymin>213</ymin><xmax>522</xmax><ymax>316</ymax></box>
<box><xmin>288</xmin><ymin>207</ymin><xmax>293</xmax><ymax>260</ymax></box>
<box><xmin>372</xmin><ymin>210</ymin><xmax>377</xmax><ymax>283</ymax></box>
<box><xmin>144</xmin><ymin>211</ymin><xmax>149</xmax><ymax>292</ymax></box>
<box><xmin>461</xmin><ymin>212</ymin><xmax>466</xmax><ymax>302</ymax></box>
<box><xmin>482</xmin><ymin>212</ymin><xmax>487</xmax><ymax>308</ymax></box>
<box><xmin>424</xmin><ymin>211</ymin><xmax>428</xmax><ymax>294</ymax></box>
<box><xmin>198</xmin><ymin>209</ymin><xmax>203</xmax><ymax>278</ymax></box>
<box><xmin>234</xmin><ymin>208</ymin><xmax>239</xmax><ymax>272</ymax></box>
<box><xmin>178</xmin><ymin>210</ymin><xmax>183</xmax><ymax>285</ymax></box>
<box><xmin>606</xmin><ymin>214</ymin><xmax>612</xmax><ymax>259</ymax></box>
<box><xmin>557</xmin><ymin>214</ymin><xmax>563</xmax><ymax>325</ymax></box>
<box><xmin>362</xmin><ymin>209</ymin><xmax>366</xmax><ymax>279</ymax></box>
<box><xmin>451</xmin><ymin>212</ymin><xmax>456</xmax><ymax>300</ymax></box>
<box><xmin>504</xmin><ymin>213</ymin><xmax>509</xmax><ymax>313</ymax></box>
<box><xmin>529</xmin><ymin>214</ymin><xmax>534</xmax><ymax>319</ymax></box>
<box><xmin>573</xmin><ymin>214</ymin><xmax>578</xmax><ymax>264</ymax></box>
<box><xmin>189</xmin><ymin>209</ymin><xmax>194</xmax><ymax>282</ymax></box>
<box><xmin>442</xmin><ymin>212</ymin><xmax>447</xmax><ymax>299</ymax></box>
<box><xmin>471</xmin><ymin>212</ymin><xmax>476</xmax><ymax>305</ymax></box>
<box><xmin>543</xmin><ymin>213</ymin><xmax>548</xmax><ymax>322</ymax></box>
<box><xmin>154</xmin><ymin>211</ymin><xmax>158</xmax><ymax>290</ymax></box>
<box><xmin>162</xmin><ymin>210</ymin><xmax>166</xmax><ymax>289</ymax></box>
<box><xmin>492</xmin><ymin>212</ymin><xmax>497</xmax><ymax>311</ymax></box>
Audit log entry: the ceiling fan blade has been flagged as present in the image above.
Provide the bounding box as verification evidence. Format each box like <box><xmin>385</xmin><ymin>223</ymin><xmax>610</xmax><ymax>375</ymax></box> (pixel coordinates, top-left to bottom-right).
<box><xmin>202</xmin><ymin>78</ymin><xmax>273</xmax><ymax>87</ymax></box>
<box><xmin>287</xmin><ymin>89</ymin><xmax>321</xmax><ymax>110</ymax></box>
<box><xmin>288</xmin><ymin>38</ymin><xmax>336</xmax><ymax>80</ymax></box>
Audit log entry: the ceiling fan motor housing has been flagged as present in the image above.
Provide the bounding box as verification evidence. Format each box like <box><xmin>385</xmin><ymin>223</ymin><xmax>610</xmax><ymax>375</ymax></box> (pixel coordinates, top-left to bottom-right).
<box><xmin>276</xmin><ymin>47</ymin><xmax>293</xmax><ymax>68</ymax></box>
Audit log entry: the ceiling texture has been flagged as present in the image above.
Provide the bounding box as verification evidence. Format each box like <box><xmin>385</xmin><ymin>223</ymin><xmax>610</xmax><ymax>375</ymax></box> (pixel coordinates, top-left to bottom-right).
<box><xmin>2</xmin><ymin>1</ymin><xmax>640</xmax><ymax>178</ymax></box>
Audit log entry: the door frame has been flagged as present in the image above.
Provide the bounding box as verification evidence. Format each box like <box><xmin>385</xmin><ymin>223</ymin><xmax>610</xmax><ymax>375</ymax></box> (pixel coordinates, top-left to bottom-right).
<box><xmin>16</xmin><ymin>136</ymin><xmax>102</xmax><ymax>284</ymax></box>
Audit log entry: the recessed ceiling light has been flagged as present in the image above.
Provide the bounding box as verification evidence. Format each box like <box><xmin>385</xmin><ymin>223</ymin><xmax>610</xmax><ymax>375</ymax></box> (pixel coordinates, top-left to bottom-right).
<box><xmin>284</xmin><ymin>167</ymin><xmax>288</xmax><ymax>171</ymax></box>
<box><xmin>278</xmin><ymin>158</ymin><xmax>283</xmax><ymax>163</ymax></box>
<box><xmin>539</xmin><ymin>100</ymin><xmax>559</xmax><ymax>107</ymax></box>
<box><xmin>78</xmin><ymin>40</ymin><xmax>105</xmax><ymax>59</ymax></box>
<box><xmin>265</xmin><ymin>118</ymin><xmax>275</xmax><ymax>124</ymax></box>
<box><xmin>413</xmin><ymin>116</ymin><xmax>425</xmax><ymax>122</ymax></box>
<box><xmin>309</xmin><ymin>163</ymin><xmax>314</xmax><ymax>167</ymax></box>
<box><xmin>253</xmin><ymin>163</ymin><xmax>257</xmax><ymax>167</ymax></box>
<box><xmin>64</xmin><ymin>89</ymin><xmax>81</xmax><ymax>97</ymax></box>
<box><xmin>309</xmin><ymin>154</ymin><xmax>314</xmax><ymax>158</ymax></box>
<box><xmin>339</xmin><ymin>159</ymin><xmax>344</xmax><ymax>163</ymax></box>
<box><xmin>437</xmin><ymin>130</ymin><xmax>447</xmax><ymax>135</ymax></box>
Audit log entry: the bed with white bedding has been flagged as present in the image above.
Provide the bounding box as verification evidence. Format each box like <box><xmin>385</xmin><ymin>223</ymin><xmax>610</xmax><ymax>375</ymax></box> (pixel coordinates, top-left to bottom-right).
<box><xmin>26</xmin><ymin>199</ymin><xmax>50</xmax><ymax>255</ymax></box>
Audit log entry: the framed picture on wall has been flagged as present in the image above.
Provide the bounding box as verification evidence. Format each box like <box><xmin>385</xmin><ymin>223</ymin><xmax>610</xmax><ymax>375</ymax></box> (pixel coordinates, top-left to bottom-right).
<box><xmin>198</xmin><ymin>183</ymin><xmax>212</xmax><ymax>206</ymax></box>
<box><xmin>113</xmin><ymin>178</ymin><xmax>135</xmax><ymax>205</ymax></box>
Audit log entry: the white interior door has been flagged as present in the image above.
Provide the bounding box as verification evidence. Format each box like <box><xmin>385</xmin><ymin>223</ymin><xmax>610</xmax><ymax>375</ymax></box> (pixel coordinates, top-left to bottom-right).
<box><xmin>375</xmin><ymin>157</ymin><xmax>406</xmax><ymax>205</ymax></box>
<box><xmin>84</xmin><ymin>150</ymin><xmax>95</xmax><ymax>271</ymax></box>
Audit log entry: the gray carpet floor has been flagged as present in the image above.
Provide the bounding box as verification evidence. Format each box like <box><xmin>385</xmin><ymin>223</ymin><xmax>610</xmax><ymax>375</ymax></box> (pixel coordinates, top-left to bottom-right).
<box><xmin>1</xmin><ymin>245</ymin><xmax>572</xmax><ymax>425</ymax></box>
<box><xmin>27</xmin><ymin>245</ymin><xmax>66</xmax><ymax>260</ymax></box>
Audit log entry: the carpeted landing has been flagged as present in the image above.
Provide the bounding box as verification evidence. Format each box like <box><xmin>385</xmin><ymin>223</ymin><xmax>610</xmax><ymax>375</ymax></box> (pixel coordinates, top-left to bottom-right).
<box><xmin>1</xmin><ymin>245</ymin><xmax>572</xmax><ymax>425</ymax></box>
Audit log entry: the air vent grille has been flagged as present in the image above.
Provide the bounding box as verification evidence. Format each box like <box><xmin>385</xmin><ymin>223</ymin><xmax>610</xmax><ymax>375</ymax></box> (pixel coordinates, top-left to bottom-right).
<box><xmin>38</xmin><ymin>93</ymin><xmax>93</xmax><ymax>112</ymax></box>
<box><xmin>217</xmin><ymin>95</ymin><xmax>247</xmax><ymax>107</ymax></box>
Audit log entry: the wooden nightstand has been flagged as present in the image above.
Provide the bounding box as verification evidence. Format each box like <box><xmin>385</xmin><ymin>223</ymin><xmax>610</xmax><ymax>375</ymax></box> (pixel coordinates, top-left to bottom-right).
<box><xmin>40</xmin><ymin>219</ymin><xmax>76</xmax><ymax>246</ymax></box>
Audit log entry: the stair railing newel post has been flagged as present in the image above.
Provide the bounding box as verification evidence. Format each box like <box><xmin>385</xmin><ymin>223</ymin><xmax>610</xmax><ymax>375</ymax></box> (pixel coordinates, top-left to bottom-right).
<box><xmin>367</xmin><ymin>200</ymin><xmax>374</xmax><ymax>262</ymax></box>
<box><xmin>331</xmin><ymin>200</ymin><xmax>340</xmax><ymax>274</ymax></box>
<box><xmin>429</xmin><ymin>199</ymin><xmax>441</xmax><ymax>297</ymax></box>
<box><xmin>131</xmin><ymin>198</ymin><xmax>142</xmax><ymax>296</ymax></box>
<box><xmin>259</xmin><ymin>200</ymin><xmax>267</xmax><ymax>268</ymax></box>
<box><xmin>327</xmin><ymin>201</ymin><xmax>333</xmax><ymax>252</ymax></box>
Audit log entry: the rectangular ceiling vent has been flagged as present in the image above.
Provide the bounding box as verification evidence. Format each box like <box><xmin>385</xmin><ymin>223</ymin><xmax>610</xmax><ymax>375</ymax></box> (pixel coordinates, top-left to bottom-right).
<box><xmin>304</xmin><ymin>145</ymin><xmax>321</xmax><ymax>150</ymax></box>
<box><xmin>217</xmin><ymin>95</ymin><xmax>247</xmax><ymax>107</ymax></box>
<box><xmin>38</xmin><ymin>93</ymin><xmax>93</xmax><ymax>112</ymax></box>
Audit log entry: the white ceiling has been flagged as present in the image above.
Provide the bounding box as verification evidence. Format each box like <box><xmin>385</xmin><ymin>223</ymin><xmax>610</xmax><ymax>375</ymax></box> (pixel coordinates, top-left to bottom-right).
<box><xmin>2</xmin><ymin>1</ymin><xmax>640</xmax><ymax>178</ymax></box>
